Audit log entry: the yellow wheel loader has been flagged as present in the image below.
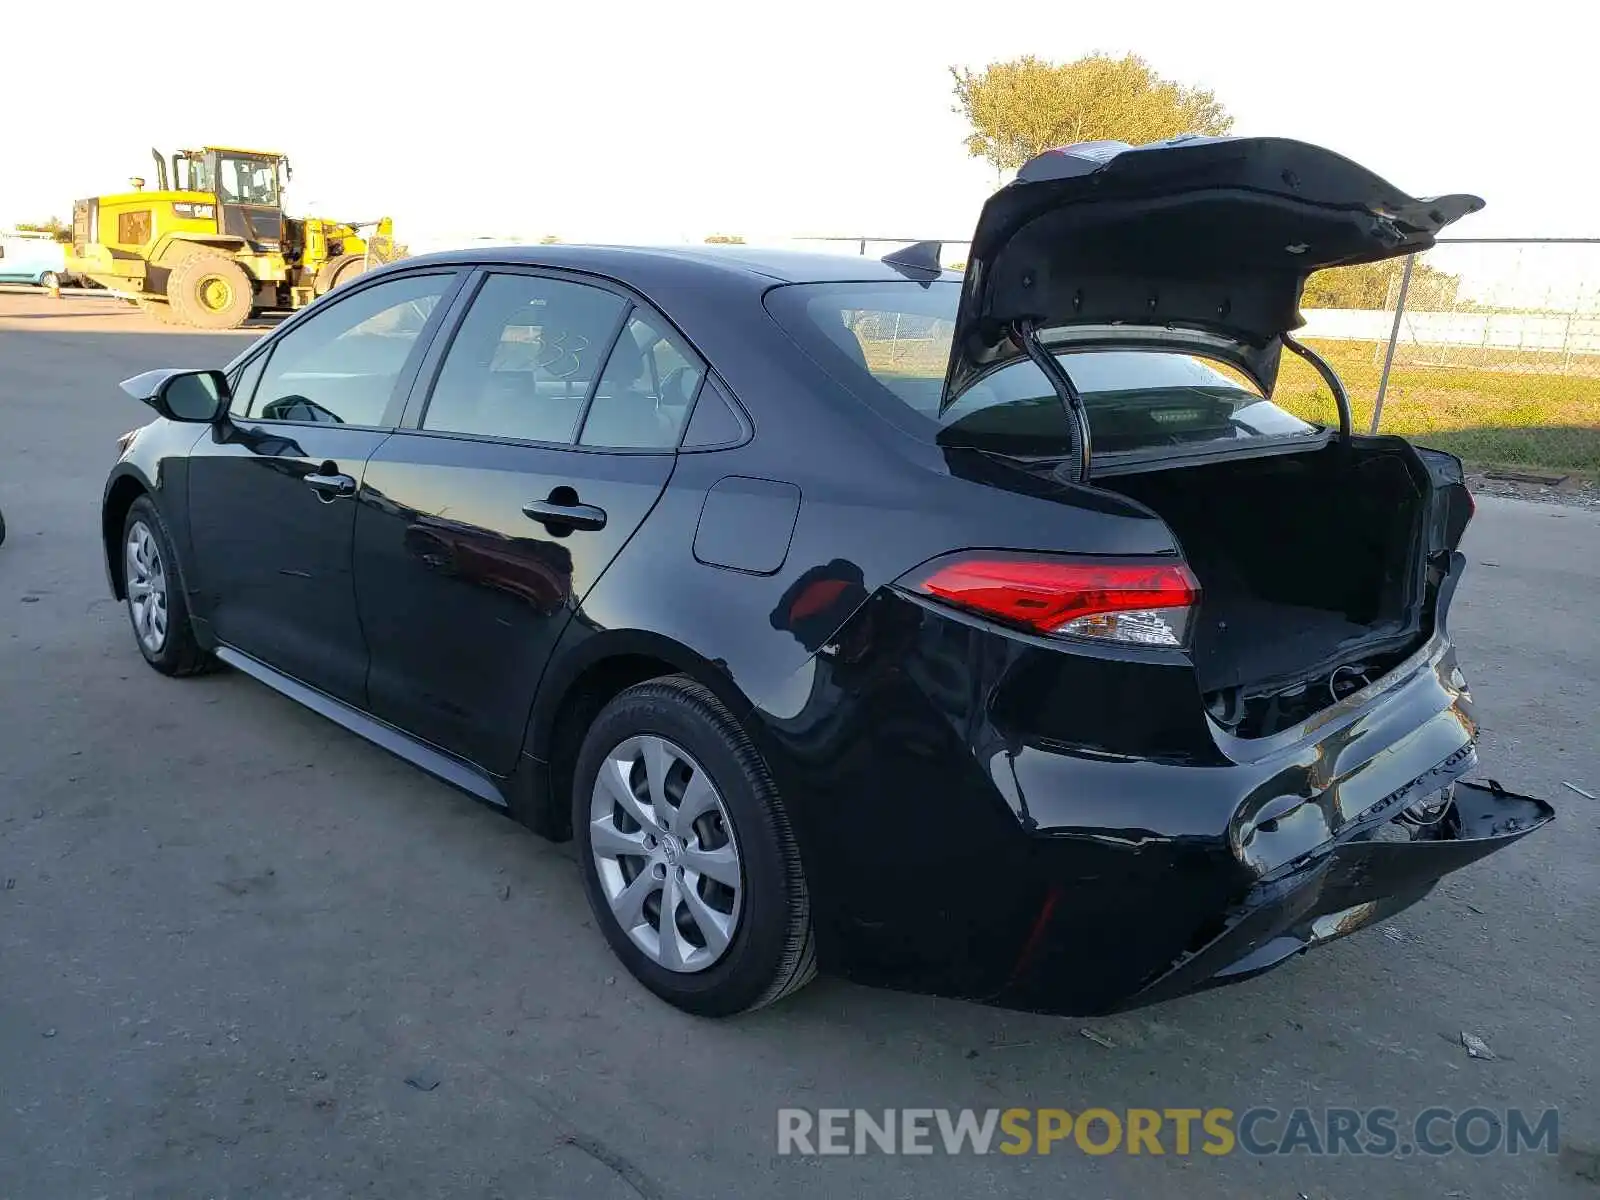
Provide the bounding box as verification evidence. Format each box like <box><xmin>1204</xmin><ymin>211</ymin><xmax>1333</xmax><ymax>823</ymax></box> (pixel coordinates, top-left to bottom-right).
<box><xmin>69</xmin><ymin>147</ymin><xmax>399</xmax><ymax>329</ymax></box>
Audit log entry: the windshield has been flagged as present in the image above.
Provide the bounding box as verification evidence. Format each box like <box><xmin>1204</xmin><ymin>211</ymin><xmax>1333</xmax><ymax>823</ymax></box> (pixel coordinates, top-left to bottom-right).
<box><xmin>217</xmin><ymin>156</ymin><xmax>281</xmax><ymax>206</ymax></box>
<box><xmin>765</xmin><ymin>281</ymin><xmax>1321</xmax><ymax>458</ymax></box>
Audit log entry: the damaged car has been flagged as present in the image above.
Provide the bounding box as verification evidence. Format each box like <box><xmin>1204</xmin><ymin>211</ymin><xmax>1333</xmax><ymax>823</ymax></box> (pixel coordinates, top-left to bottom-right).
<box><xmin>102</xmin><ymin>134</ymin><xmax>1552</xmax><ymax>1017</ymax></box>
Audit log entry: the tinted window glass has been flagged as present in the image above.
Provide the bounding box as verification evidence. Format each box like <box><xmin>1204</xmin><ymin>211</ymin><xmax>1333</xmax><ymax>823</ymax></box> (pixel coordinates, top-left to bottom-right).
<box><xmin>945</xmin><ymin>352</ymin><xmax>1316</xmax><ymax>455</ymax></box>
<box><xmin>579</xmin><ymin>312</ymin><xmax>704</xmax><ymax>449</ymax></box>
<box><xmin>228</xmin><ymin>352</ymin><xmax>267</xmax><ymax>418</ymax></box>
<box><xmin>682</xmin><ymin>377</ymin><xmax>744</xmax><ymax>448</ymax></box>
<box><xmin>246</xmin><ymin>273</ymin><xmax>448</xmax><ymax>426</ymax></box>
<box><xmin>765</xmin><ymin>281</ymin><xmax>1320</xmax><ymax>456</ymax></box>
<box><xmin>422</xmin><ymin>273</ymin><xmax>627</xmax><ymax>443</ymax></box>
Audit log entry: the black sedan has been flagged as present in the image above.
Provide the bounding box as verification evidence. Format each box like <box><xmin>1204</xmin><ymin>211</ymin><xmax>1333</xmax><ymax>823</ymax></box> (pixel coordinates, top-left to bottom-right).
<box><xmin>103</xmin><ymin>136</ymin><xmax>1553</xmax><ymax>1018</ymax></box>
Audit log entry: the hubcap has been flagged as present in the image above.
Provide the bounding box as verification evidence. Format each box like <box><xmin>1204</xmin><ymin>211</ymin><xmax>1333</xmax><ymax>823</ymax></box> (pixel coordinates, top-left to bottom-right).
<box><xmin>125</xmin><ymin>521</ymin><xmax>169</xmax><ymax>654</ymax></box>
<box><xmin>589</xmin><ymin>735</ymin><xmax>743</xmax><ymax>973</ymax></box>
<box><xmin>198</xmin><ymin>275</ymin><xmax>233</xmax><ymax>312</ymax></box>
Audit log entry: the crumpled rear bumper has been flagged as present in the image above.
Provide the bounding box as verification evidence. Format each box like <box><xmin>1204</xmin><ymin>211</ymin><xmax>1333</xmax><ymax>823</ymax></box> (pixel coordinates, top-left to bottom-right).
<box><xmin>1120</xmin><ymin>780</ymin><xmax>1554</xmax><ymax>1009</ymax></box>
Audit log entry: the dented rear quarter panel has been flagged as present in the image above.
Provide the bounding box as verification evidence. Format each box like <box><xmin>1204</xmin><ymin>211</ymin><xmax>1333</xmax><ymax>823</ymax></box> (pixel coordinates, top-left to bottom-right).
<box><xmin>547</xmin><ymin>301</ymin><xmax>1532</xmax><ymax>1011</ymax></box>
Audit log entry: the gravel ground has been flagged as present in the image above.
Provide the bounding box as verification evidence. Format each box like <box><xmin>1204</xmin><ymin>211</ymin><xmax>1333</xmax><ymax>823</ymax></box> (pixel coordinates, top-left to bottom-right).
<box><xmin>1466</xmin><ymin>471</ymin><xmax>1600</xmax><ymax>510</ymax></box>
<box><xmin>1</xmin><ymin>290</ymin><xmax>1597</xmax><ymax>1200</ymax></box>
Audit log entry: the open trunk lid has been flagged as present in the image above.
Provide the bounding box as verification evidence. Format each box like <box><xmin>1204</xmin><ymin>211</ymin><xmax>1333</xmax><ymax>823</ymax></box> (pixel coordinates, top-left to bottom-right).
<box><xmin>940</xmin><ymin>135</ymin><xmax>1482</xmax><ymax>467</ymax></box>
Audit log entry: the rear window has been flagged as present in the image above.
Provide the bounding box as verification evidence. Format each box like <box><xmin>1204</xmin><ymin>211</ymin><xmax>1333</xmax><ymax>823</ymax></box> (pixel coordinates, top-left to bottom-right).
<box><xmin>766</xmin><ymin>281</ymin><xmax>1320</xmax><ymax>457</ymax></box>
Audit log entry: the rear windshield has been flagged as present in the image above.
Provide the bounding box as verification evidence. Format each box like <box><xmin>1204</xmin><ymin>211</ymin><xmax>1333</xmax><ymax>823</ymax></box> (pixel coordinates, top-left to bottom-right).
<box><xmin>765</xmin><ymin>280</ymin><xmax>1320</xmax><ymax>457</ymax></box>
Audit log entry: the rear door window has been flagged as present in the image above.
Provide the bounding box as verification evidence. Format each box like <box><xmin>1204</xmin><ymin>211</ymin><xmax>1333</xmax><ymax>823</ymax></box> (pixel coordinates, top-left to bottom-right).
<box><xmin>578</xmin><ymin>312</ymin><xmax>705</xmax><ymax>449</ymax></box>
<box><xmin>421</xmin><ymin>273</ymin><xmax>627</xmax><ymax>444</ymax></box>
<box><xmin>681</xmin><ymin>377</ymin><xmax>746</xmax><ymax>448</ymax></box>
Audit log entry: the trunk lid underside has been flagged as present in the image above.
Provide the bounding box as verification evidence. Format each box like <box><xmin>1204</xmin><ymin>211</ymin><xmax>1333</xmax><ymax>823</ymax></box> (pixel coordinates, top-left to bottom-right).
<box><xmin>941</xmin><ymin>134</ymin><xmax>1482</xmax><ymax>408</ymax></box>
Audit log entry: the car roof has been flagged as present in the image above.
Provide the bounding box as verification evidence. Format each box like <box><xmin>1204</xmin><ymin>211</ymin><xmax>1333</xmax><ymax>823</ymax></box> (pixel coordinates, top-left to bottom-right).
<box><xmin>398</xmin><ymin>242</ymin><xmax>962</xmax><ymax>287</ymax></box>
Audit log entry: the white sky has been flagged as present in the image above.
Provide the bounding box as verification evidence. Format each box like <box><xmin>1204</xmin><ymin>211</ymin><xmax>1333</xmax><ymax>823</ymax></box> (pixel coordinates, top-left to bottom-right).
<box><xmin>6</xmin><ymin>0</ymin><xmax>1596</xmax><ymax>249</ymax></box>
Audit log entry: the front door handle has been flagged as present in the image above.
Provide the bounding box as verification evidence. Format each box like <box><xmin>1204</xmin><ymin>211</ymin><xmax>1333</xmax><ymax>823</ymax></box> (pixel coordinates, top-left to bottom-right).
<box><xmin>305</xmin><ymin>471</ymin><xmax>357</xmax><ymax>501</ymax></box>
<box><xmin>522</xmin><ymin>498</ymin><xmax>607</xmax><ymax>533</ymax></box>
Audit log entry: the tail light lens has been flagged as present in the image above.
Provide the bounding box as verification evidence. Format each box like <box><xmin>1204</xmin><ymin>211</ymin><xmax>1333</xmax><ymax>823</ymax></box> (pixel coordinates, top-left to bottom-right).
<box><xmin>904</xmin><ymin>552</ymin><xmax>1199</xmax><ymax>647</ymax></box>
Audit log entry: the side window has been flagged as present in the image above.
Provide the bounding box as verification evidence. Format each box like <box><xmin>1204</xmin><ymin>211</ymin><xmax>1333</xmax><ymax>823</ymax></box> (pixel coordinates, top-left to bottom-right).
<box><xmin>247</xmin><ymin>272</ymin><xmax>450</xmax><ymax>426</ymax></box>
<box><xmin>228</xmin><ymin>352</ymin><xmax>268</xmax><ymax>418</ymax></box>
<box><xmin>579</xmin><ymin>311</ymin><xmax>705</xmax><ymax>449</ymax></box>
<box><xmin>422</xmin><ymin>273</ymin><xmax>626</xmax><ymax>443</ymax></box>
<box><xmin>682</xmin><ymin>376</ymin><xmax>746</xmax><ymax>448</ymax></box>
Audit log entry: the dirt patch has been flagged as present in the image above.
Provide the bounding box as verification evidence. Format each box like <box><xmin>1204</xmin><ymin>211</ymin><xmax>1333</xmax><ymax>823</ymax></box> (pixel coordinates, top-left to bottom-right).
<box><xmin>0</xmin><ymin>287</ymin><xmax>279</xmax><ymax>334</ymax></box>
<box><xmin>1468</xmin><ymin>470</ymin><xmax>1600</xmax><ymax>509</ymax></box>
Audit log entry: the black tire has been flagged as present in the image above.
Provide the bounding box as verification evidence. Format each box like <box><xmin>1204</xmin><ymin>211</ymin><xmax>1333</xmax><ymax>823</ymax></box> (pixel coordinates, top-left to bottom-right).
<box><xmin>39</xmin><ymin>271</ymin><xmax>61</xmax><ymax>290</ymax></box>
<box><xmin>573</xmin><ymin>677</ymin><xmax>816</xmax><ymax>1016</ymax></box>
<box><xmin>0</xmin><ymin>507</ymin><xmax>6</xmax><ymax>547</ymax></box>
<box><xmin>313</xmin><ymin>252</ymin><xmax>370</xmax><ymax>297</ymax></box>
<box><xmin>167</xmin><ymin>253</ymin><xmax>253</xmax><ymax>330</ymax></box>
<box><xmin>120</xmin><ymin>496</ymin><xmax>216</xmax><ymax>676</ymax></box>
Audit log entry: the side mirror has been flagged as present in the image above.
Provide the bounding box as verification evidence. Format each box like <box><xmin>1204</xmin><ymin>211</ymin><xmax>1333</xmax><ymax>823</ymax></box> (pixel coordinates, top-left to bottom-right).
<box><xmin>158</xmin><ymin>370</ymin><xmax>228</xmax><ymax>421</ymax></box>
<box><xmin>120</xmin><ymin>368</ymin><xmax>229</xmax><ymax>422</ymax></box>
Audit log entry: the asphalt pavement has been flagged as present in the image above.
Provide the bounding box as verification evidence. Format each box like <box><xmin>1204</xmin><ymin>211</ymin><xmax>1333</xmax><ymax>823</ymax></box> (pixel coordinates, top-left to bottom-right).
<box><xmin>1</xmin><ymin>289</ymin><xmax>1596</xmax><ymax>1199</ymax></box>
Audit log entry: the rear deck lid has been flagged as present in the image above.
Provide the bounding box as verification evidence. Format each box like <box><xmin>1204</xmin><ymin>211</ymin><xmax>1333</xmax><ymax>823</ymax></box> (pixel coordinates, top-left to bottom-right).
<box><xmin>941</xmin><ymin>135</ymin><xmax>1482</xmax><ymax>408</ymax></box>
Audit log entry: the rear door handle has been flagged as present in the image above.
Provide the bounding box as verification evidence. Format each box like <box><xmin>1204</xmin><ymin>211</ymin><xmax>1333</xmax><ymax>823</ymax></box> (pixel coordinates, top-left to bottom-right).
<box><xmin>305</xmin><ymin>471</ymin><xmax>357</xmax><ymax>501</ymax></box>
<box><xmin>522</xmin><ymin>499</ymin><xmax>607</xmax><ymax>532</ymax></box>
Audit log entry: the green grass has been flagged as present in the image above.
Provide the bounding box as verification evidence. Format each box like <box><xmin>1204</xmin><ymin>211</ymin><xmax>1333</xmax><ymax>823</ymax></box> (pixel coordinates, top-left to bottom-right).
<box><xmin>1276</xmin><ymin>340</ymin><xmax>1600</xmax><ymax>478</ymax></box>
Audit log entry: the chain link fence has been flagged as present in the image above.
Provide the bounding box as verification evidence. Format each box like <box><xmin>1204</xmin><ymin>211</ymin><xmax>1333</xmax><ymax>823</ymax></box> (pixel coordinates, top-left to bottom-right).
<box><xmin>789</xmin><ymin>236</ymin><xmax>1600</xmax><ymax>478</ymax></box>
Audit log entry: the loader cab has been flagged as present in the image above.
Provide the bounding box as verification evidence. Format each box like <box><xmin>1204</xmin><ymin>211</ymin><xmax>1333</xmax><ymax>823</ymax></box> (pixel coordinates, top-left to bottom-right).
<box><xmin>172</xmin><ymin>147</ymin><xmax>286</xmax><ymax>249</ymax></box>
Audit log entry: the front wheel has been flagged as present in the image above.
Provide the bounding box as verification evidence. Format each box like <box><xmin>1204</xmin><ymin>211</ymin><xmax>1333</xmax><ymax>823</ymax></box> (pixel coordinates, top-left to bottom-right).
<box><xmin>574</xmin><ymin>677</ymin><xmax>816</xmax><ymax>1016</ymax></box>
<box><xmin>167</xmin><ymin>253</ymin><xmax>253</xmax><ymax>330</ymax></box>
<box><xmin>121</xmin><ymin>496</ymin><xmax>215</xmax><ymax>676</ymax></box>
<box><xmin>39</xmin><ymin>271</ymin><xmax>61</xmax><ymax>290</ymax></box>
<box><xmin>136</xmin><ymin>299</ymin><xmax>181</xmax><ymax>325</ymax></box>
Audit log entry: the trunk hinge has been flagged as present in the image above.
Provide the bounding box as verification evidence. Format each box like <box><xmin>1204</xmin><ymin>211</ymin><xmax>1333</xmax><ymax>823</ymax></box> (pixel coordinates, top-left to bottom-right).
<box><xmin>1281</xmin><ymin>333</ymin><xmax>1353</xmax><ymax>443</ymax></box>
<box><xmin>1011</xmin><ymin>318</ymin><xmax>1093</xmax><ymax>482</ymax></box>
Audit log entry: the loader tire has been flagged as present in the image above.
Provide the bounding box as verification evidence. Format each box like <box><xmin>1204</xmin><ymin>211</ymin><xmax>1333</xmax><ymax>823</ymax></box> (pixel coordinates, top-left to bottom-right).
<box><xmin>314</xmin><ymin>252</ymin><xmax>370</xmax><ymax>297</ymax></box>
<box><xmin>167</xmin><ymin>254</ymin><xmax>253</xmax><ymax>330</ymax></box>
<box><xmin>137</xmin><ymin>299</ymin><xmax>181</xmax><ymax>325</ymax></box>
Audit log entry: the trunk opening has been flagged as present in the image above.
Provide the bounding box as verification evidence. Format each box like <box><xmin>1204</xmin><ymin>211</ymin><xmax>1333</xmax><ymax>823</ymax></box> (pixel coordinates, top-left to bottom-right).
<box><xmin>1102</xmin><ymin>443</ymin><xmax>1436</xmax><ymax>739</ymax></box>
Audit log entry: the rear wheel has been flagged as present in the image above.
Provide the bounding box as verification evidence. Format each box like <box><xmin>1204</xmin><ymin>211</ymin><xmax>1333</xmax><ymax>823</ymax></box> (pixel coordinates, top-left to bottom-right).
<box><xmin>167</xmin><ymin>254</ymin><xmax>253</xmax><ymax>330</ymax></box>
<box><xmin>39</xmin><ymin>271</ymin><xmax>61</xmax><ymax>290</ymax></box>
<box><xmin>314</xmin><ymin>252</ymin><xmax>370</xmax><ymax>296</ymax></box>
<box><xmin>121</xmin><ymin>496</ymin><xmax>215</xmax><ymax>676</ymax></box>
<box><xmin>574</xmin><ymin>677</ymin><xmax>816</xmax><ymax>1016</ymax></box>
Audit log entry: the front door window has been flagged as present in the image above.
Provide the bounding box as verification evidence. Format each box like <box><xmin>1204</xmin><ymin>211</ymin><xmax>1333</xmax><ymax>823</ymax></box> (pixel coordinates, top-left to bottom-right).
<box><xmin>244</xmin><ymin>273</ymin><xmax>452</xmax><ymax>428</ymax></box>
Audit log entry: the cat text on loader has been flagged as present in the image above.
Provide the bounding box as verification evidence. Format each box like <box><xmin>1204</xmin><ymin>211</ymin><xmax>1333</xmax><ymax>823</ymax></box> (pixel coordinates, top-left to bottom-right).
<box><xmin>69</xmin><ymin>146</ymin><xmax>400</xmax><ymax>329</ymax></box>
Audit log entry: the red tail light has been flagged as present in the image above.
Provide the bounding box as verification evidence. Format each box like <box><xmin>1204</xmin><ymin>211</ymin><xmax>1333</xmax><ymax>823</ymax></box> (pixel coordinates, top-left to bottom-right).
<box><xmin>904</xmin><ymin>553</ymin><xmax>1199</xmax><ymax>647</ymax></box>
